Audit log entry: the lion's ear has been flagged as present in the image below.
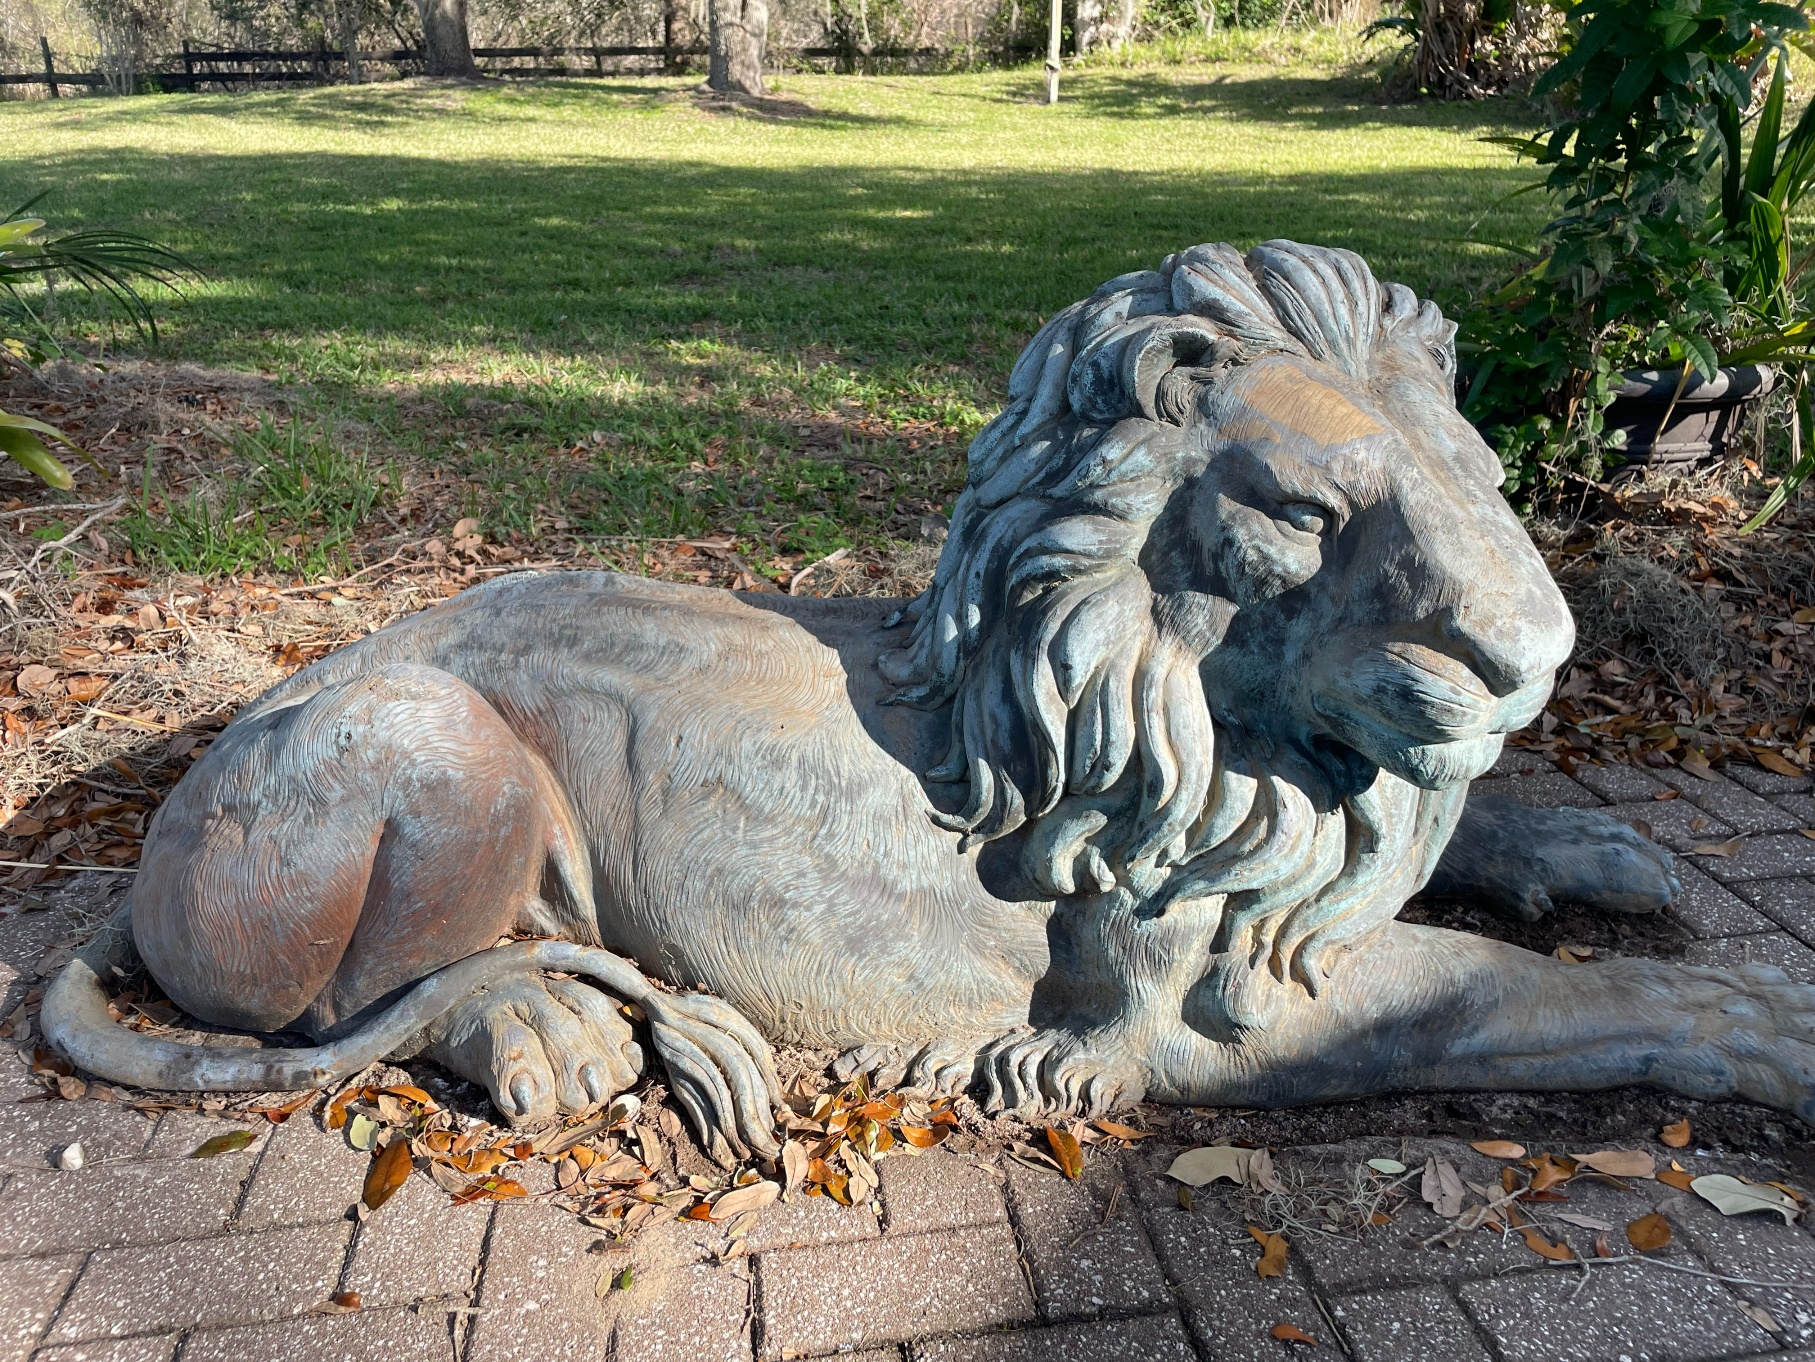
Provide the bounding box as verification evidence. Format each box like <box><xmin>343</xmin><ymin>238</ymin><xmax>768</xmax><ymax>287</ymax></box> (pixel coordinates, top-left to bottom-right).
<box><xmin>1068</xmin><ymin>316</ymin><xmax>1227</xmax><ymax>424</ymax></box>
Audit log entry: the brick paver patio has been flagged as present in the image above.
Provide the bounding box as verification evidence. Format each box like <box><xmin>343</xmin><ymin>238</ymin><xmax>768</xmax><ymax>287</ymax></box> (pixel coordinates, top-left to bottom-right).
<box><xmin>4</xmin><ymin>751</ymin><xmax>1815</xmax><ymax>1361</ymax></box>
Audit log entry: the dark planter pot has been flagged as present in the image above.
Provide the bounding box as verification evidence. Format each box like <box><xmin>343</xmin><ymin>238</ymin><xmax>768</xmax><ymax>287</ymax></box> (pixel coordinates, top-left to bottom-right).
<box><xmin>1604</xmin><ymin>364</ymin><xmax>1776</xmax><ymax>474</ymax></box>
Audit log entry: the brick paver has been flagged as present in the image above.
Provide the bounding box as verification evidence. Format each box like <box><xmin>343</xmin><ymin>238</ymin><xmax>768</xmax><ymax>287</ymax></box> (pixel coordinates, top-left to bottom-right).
<box><xmin>0</xmin><ymin>1256</ymin><xmax>80</xmax><ymax>1362</ymax></box>
<box><xmin>1332</xmin><ymin>1285</ymin><xmax>1493</xmax><ymax>1362</ymax></box>
<box><xmin>1685</xmin><ymin>930</ymin><xmax>1815</xmax><ymax>981</ymax></box>
<box><xmin>342</xmin><ymin>1172</ymin><xmax>491</xmax><ymax>1308</ymax></box>
<box><xmin>465</xmin><ymin>1204</ymin><xmax>603</xmax><ymax>1362</ymax></box>
<box><xmin>1655</xmin><ymin>767</ymin><xmax>1808</xmax><ymax>834</ymax></box>
<box><xmin>237</xmin><ymin>1111</ymin><xmax>372</xmax><ymax>1230</ymax></box>
<box><xmin>1734</xmin><ymin>875</ymin><xmax>1815</xmax><ymax>946</ymax></box>
<box><xmin>739</xmin><ymin>1184</ymin><xmax>877</xmax><ymax>1254</ymax></box>
<box><xmin>45</xmin><ymin>1223</ymin><xmax>350</xmax><ymax>1344</ymax></box>
<box><xmin>7</xmin><ymin>753</ymin><xmax>1815</xmax><ymax>1362</ymax></box>
<box><xmin>180</xmin><ymin>1306</ymin><xmax>459</xmax><ymax>1362</ymax></box>
<box><xmin>0</xmin><ymin>1152</ymin><xmax>256</xmax><ymax>1257</ymax></box>
<box><xmin>914</xmin><ymin>1312</ymin><xmax>1198</xmax><ymax>1361</ymax></box>
<box><xmin>31</xmin><ymin>1339</ymin><xmax>177</xmax><ymax>1362</ymax></box>
<box><xmin>757</xmin><ymin>1222</ymin><xmax>1035</xmax><ymax>1359</ymax></box>
<box><xmin>608</xmin><ymin>1261</ymin><xmax>751</xmax><ymax>1362</ymax></box>
<box><xmin>1457</xmin><ymin>1260</ymin><xmax>1778</xmax><ymax>1361</ymax></box>
<box><xmin>1665</xmin><ymin>861</ymin><xmax>1776</xmax><ymax>938</ymax></box>
<box><xmin>1006</xmin><ymin>1157</ymin><xmax>1170</xmax><ymax>1322</ymax></box>
<box><xmin>880</xmin><ymin>1151</ymin><xmax>1006</xmax><ymax>1235</ymax></box>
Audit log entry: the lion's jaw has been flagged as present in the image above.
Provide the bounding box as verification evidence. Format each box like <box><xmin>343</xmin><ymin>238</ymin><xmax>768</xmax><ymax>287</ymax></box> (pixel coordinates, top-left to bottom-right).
<box><xmin>1181</xmin><ymin>351</ymin><xmax>1574</xmax><ymax>794</ymax></box>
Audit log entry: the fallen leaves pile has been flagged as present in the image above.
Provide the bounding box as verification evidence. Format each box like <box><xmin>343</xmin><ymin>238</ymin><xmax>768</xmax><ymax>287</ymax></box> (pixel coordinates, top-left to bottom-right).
<box><xmin>1166</xmin><ymin>1124</ymin><xmax>1810</xmax><ymax>1285</ymax></box>
<box><xmin>177</xmin><ymin>1069</ymin><xmax>1007</xmax><ymax>1262</ymax></box>
<box><xmin>1520</xmin><ymin>485</ymin><xmax>1815</xmax><ymax>776</ymax></box>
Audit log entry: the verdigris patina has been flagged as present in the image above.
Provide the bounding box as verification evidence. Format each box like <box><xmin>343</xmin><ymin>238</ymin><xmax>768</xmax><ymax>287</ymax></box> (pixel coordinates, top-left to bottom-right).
<box><xmin>43</xmin><ymin>242</ymin><xmax>1814</xmax><ymax>1160</ymax></box>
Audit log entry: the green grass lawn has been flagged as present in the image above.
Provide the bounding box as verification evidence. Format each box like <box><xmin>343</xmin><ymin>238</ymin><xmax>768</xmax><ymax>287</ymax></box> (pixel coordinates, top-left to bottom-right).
<box><xmin>0</xmin><ymin>62</ymin><xmax>1548</xmax><ymax>565</ymax></box>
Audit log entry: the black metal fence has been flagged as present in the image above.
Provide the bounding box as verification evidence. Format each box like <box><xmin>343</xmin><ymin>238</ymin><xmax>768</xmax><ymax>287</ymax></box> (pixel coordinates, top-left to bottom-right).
<box><xmin>0</xmin><ymin>36</ymin><xmax>947</xmax><ymax>95</ymax></box>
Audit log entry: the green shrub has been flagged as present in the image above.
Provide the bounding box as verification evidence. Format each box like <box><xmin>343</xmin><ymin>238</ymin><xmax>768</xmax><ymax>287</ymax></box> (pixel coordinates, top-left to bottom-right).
<box><xmin>1460</xmin><ymin>0</ymin><xmax>1808</xmax><ymax>495</ymax></box>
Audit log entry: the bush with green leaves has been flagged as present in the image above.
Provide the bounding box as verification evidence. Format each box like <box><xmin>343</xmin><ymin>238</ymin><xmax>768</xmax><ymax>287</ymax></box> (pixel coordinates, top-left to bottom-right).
<box><xmin>1460</xmin><ymin>0</ymin><xmax>1810</xmax><ymax>496</ymax></box>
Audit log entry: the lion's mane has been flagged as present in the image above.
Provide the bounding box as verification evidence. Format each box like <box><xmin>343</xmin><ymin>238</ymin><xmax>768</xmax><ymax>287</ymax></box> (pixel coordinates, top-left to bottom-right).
<box><xmin>879</xmin><ymin>241</ymin><xmax>1466</xmax><ymax>992</ymax></box>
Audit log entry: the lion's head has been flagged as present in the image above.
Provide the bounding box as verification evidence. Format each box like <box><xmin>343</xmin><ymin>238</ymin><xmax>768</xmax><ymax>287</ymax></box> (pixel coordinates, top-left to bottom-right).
<box><xmin>879</xmin><ymin>241</ymin><xmax>1573</xmax><ymax>986</ymax></box>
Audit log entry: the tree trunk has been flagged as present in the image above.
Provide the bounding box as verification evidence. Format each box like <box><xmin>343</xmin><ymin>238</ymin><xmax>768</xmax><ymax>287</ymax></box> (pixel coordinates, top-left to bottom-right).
<box><xmin>340</xmin><ymin>1</ymin><xmax>364</xmax><ymax>83</ymax></box>
<box><xmin>708</xmin><ymin>0</ymin><xmax>766</xmax><ymax>95</ymax></box>
<box><xmin>416</xmin><ymin>0</ymin><xmax>477</xmax><ymax>77</ymax></box>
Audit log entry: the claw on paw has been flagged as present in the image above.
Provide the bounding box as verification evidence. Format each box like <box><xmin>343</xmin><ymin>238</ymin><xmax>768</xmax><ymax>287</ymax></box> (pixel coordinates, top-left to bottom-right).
<box><xmin>419</xmin><ymin>942</ymin><xmax>782</xmax><ymax>1159</ymax></box>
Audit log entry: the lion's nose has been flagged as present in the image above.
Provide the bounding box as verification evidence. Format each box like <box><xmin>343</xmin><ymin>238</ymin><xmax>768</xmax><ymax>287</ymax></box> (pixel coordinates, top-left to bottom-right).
<box><xmin>1441</xmin><ymin>590</ymin><xmax>1574</xmax><ymax>698</ymax></box>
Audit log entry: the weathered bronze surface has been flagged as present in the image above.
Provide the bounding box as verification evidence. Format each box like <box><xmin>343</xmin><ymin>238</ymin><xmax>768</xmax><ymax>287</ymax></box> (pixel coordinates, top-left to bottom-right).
<box><xmin>44</xmin><ymin>242</ymin><xmax>1812</xmax><ymax>1155</ymax></box>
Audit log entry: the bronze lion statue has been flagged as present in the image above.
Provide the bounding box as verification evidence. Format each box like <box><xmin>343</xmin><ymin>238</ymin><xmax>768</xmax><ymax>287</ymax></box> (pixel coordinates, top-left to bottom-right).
<box><xmin>44</xmin><ymin>241</ymin><xmax>1813</xmax><ymax>1159</ymax></box>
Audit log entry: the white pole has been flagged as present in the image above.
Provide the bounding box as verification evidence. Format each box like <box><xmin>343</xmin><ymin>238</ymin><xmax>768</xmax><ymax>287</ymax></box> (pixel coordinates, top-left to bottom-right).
<box><xmin>1045</xmin><ymin>0</ymin><xmax>1061</xmax><ymax>103</ymax></box>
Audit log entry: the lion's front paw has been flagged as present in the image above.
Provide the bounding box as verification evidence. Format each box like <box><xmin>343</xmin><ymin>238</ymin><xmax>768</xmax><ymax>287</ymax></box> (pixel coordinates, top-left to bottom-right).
<box><xmin>977</xmin><ymin>1027</ymin><xmax>1146</xmax><ymax>1118</ymax></box>
<box><xmin>1695</xmin><ymin>965</ymin><xmax>1815</xmax><ymax>1122</ymax></box>
<box><xmin>1495</xmin><ymin>806</ymin><xmax>1682</xmax><ymax>921</ymax></box>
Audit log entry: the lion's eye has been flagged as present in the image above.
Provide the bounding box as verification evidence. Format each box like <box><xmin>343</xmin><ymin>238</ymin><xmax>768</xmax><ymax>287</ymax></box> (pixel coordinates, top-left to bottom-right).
<box><xmin>1278</xmin><ymin>502</ymin><xmax>1327</xmax><ymax>536</ymax></box>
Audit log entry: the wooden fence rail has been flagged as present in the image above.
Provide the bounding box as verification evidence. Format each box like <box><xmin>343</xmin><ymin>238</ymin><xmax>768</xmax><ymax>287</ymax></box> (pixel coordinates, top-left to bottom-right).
<box><xmin>2</xmin><ymin>39</ymin><xmax>945</xmax><ymax>94</ymax></box>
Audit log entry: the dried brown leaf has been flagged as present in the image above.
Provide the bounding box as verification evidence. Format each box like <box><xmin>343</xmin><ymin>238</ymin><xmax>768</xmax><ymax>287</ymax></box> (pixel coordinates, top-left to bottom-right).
<box><xmin>1270</xmin><ymin>1322</ymin><xmax>1317</xmax><ymax>1346</ymax></box>
<box><xmin>1690</xmin><ymin>837</ymin><xmax>1745</xmax><ymax>858</ymax></box>
<box><xmin>362</xmin><ymin>1136</ymin><xmax>413</xmax><ymax>1211</ymax></box>
<box><xmin>1470</xmin><ymin>1140</ymin><xmax>1527</xmax><ymax>1159</ymax></box>
<box><xmin>1755</xmin><ymin>750</ymin><xmax>1804</xmax><ymax>778</ymax></box>
<box><xmin>1092</xmin><ymin>1119</ymin><xmax>1152</xmax><ymax>1142</ymax></box>
<box><xmin>710</xmin><ymin>1180</ymin><xmax>779</xmax><ymax>1220</ymax></box>
<box><xmin>1248</xmin><ymin>1226</ymin><xmax>1288</xmax><ymax>1278</ymax></box>
<box><xmin>326</xmin><ymin>1082</ymin><xmax>372</xmax><ymax>1131</ymax></box>
<box><xmin>1518</xmin><ymin>1226</ymin><xmax>1576</xmax><ymax>1261</ymax></box>
<box><xmin>782</xmin><ymin>1141</ymin><xmax>808</xmax><ymax>1200</ymax></box>
<box><xmin>1626</xmin><ymin>1212</ymin><xmax>1671</xmax><ymax>1251</ymax></box>
<box><xmin>1167</xmin><ymin>1145</ymin><xmax>1250</xmax><ymax>1187</ymax></box>
<box><xmin>1045</xmin><ymin>1126</ymin><xmax>1084</xmax><ymax>1180</ymax></box>
<box><xmin>1526</xmin><ymin>1153</ymin><xmax>1578</xmax><ymax>1192</ymax></box>
<box><xmin>451</xmin><ymin>1177</ymin><xmax>526</xmax><ymax>1206</ymax></box>
<box><xmin>1573</xmin><ymin>1149</ymin><xmax>1655</xmax><ymax>1179</ymax></box>
<box><xmin>1660</xmin><ymin>1119</ymin><xmax>1691</xmax><ymax>1148</ymax></box>
<box><xmin>251</xmin><ymin>1089</ymin><xmax>318</xmax><ymax>1124</ymax></box>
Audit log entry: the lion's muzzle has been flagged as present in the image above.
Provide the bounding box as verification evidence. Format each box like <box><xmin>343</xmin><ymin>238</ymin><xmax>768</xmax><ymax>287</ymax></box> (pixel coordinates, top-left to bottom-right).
<box><xmin>1308</xmin><ymin>641</ymin><xmax>1553</xmax><ymax>789</ymax></box>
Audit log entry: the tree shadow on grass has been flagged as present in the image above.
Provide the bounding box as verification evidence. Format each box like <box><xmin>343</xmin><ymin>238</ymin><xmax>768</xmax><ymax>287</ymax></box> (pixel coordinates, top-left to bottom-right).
<box><xmin>987</xmin><ymin>66</ymin><xmax>1542</xmax><ymax>137</ymax></box>
<box><xmin>42</xmin><ymin>77</ymin><xmax>915</xmax><ymax>135</ymax></box>
<box><xmin>0</xmin><ymin>149</ymin><xmax>1539</xmax><ymax>551</ymax></box>
<box><xmin>0</xmin><ymin>148</ymin><xmax>1542</xmax><ymax>372</ymax></box>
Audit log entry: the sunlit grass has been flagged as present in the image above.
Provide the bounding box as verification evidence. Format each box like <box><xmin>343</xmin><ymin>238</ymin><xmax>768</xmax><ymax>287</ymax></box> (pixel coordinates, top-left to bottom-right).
<box><xmin>0</xmin><ymin>61</ymin><xmax>1548</xmax><ymax>560</ymax></box>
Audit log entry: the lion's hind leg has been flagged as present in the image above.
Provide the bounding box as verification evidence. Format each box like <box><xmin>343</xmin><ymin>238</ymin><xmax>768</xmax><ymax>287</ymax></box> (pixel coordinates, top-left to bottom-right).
<box><xmin>132</xmin><ymin>662</ymin><xmax>649</xmax><ymax>1126</ymax></box>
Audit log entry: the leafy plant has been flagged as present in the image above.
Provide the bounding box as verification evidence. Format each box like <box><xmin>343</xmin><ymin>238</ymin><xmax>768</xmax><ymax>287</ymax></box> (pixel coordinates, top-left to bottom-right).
<box><xmin>0</xmin><ymin>408</ymin><xmax>82</xmax><ymax>491</ymax></box>
<box><xmin>1460</xmin><ymin>0</ymin><xmax>1808</xmax><ymax>495</ymax></box>
<box><xmin>1700</xmin><ymin>53</ymin><xmax>1815</xmax><ymax>527</ymax></box>
<box><xmin>1363</xmin><ymin>0</ymin><xmax>1556</xmax><ymax>100</ymax></box>
<box><xmin>1</xmin><ymin>196</ymin><xmax>192</xmax><ymax>486</ymax></box>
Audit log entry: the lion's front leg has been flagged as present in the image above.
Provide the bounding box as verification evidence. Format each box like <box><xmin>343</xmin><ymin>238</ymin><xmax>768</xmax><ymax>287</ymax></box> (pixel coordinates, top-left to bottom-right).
<box><xmin>1193</xmin><ymin>922</ymin><xmax>1815</xmax><ymax>1123</ymax></box>
<box><xmin>975</xmin><ymin>888</ymin><xmax>1218</xmax><ymax>1118</ymax></box>
<box><xmin>1428</xmin><ymin>792</ymin><xmax>1681</xmax><ymax>922</ymax></box>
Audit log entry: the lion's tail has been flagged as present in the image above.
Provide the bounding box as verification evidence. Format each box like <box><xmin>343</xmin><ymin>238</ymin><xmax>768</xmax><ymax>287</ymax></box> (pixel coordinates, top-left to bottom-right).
<box><xmin>40</xmin><ymin>907</ymin><xmax>782</xmax><ymax>1158</ymax></box>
